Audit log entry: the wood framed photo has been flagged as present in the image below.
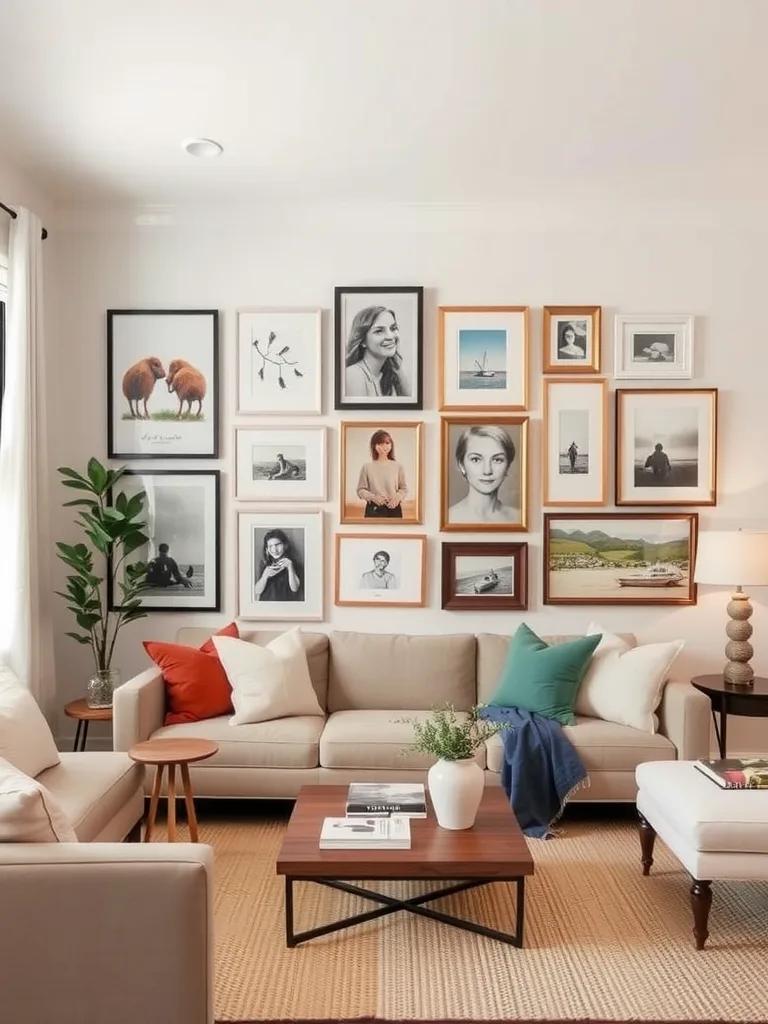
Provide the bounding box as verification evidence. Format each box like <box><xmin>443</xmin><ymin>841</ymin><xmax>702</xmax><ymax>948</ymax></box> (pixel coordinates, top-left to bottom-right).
<box><xmin>334</xmin><ymin>286</ymin><xmax>423</xmax><ymax>410</ymax></box>
<box><xmin>438</xmin><ymin>305</ymin><xmax>528</xmax><ymax>411</ymax></box>
<box><xmin>236</xmin><ymin>308</ymin><xmax>322</xmax><ymax>415</ymax></box>
<box><xmin>234</xmin><ymin>425</ymin><xmax>326</xmax><ymax>502</ymax></box>
<box><xmin>543</xmin><ymin>306</ymin><xmax>601</xmax><ymax>374</ymax></box>
<box><xmin>543</xmin><ymin>377</ymin><xmax>608</xmax><ymax>506</ymax></box>
<box><xmin>236</xmin><ymin>509</ymin><xmax>323</xmax><ymax>621</ymax></box>
<box><xmin>440</xmin><ymin>416</ymin><xmax>528</xmax><ymax>532</ymax></box>
<box><xmin>107</xmin><ymin>309</ymin><xmax>218</xmax><ymax>459</ymax></box>
<box><xmin>108</xmin><ymin>470</ymin><xmax>220</xmax><ymax>612</ymax></box>
<box><xmin>614</xmin><ymin>314</ymin><xmax>694</xmax><ymax>379</ymax></box>
<box><xmin>335</xmin><ymin>533</ymin><xmax>427</xmax><ymax>607</ymax></box>
<box><xmin>543</xmin><ymin>512</ymin><xmax>698</xmax><ymax>606</ymax></box>
<box><xmin>615</xmin><ymin>388</ymin><xmax>717</xmax><ymax>506</ymax></box>
<box><xmin>441</xmin><ymin>541</ymin><xmax>528</xmax><ymax>611</ymax></box>
<box><xmin>340</xmin><ymin>421</ymin><xmax>422</xmax><ymax>525</ymax></box>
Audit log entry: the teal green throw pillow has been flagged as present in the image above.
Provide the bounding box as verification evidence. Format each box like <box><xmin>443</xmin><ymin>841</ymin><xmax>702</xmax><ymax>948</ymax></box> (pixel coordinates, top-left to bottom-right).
<box><xmin>489</xmin><ymin>623</ymin><xmax>602</xmax><ymax>725</ymax></box>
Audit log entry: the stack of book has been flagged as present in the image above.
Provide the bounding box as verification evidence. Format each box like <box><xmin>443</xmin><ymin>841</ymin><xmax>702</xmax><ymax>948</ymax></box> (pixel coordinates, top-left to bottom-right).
<box><xmin>694</xmin><ymin>757</ymin><xmax>768</xmax><ymax>789</ymax></box>
<box><xmin>345</xmin><ymin>781</ymin><xmax>427</xmax><ymax>818</ymax></box>
<box><xmin>319</xmin><ymin>816</ymin><xmax>411</xmax><ymax>850</ymax></box>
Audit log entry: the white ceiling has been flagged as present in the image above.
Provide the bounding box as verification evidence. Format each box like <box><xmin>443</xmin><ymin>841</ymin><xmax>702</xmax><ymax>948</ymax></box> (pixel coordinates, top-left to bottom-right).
<box><xmin>1</xmin><ymin>0</ymin><xmax>766</xmax><ymax>209</ymax></box>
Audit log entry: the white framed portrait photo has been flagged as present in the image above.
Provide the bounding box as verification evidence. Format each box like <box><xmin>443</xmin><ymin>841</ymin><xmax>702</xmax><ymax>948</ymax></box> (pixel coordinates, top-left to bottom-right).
<box><xmin>234</xmin><ymin>425</ymin><xmax>327</xmax><ymax>502</ymax></box>
<box><xmin>236</xmin><ymin>308</ymin><xmax>322</xmax><ymax>415</ymax></box>
<box><xmin>340</xmin><ymin>421</ymin><xmax>422</xmax><ymax>525</ymax></box>
<box><xmin>237</xmin><ymin>510</ymin><xmax>324</xmax><ymax>620</ymax></box>
<box><xmin>335</xmin><ymin>533</ymin><xmax>427</xmax><ymax>607</ymax></box>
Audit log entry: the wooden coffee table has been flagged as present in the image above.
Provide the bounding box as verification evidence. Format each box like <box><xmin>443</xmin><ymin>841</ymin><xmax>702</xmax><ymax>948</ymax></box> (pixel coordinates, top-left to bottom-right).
<box><xmin>276</xmin><ymin>785</ymin><xmax>534</xmax><ymax>948</ymax></box>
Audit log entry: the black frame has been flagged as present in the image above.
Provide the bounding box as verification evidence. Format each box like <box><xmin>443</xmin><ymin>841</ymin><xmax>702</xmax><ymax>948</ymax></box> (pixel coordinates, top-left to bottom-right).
<box><xmin>441</xmin><ymin>541</ymin><xmax>528</xmax><ymax>611</ymax></box>
<box><xmin>334</xmin><ymin>285</ymin><xmax>423</xmax><ymax>411</ymax></box>
<box><xmin>107</xmin><ymin>309</ymin><xmax>219</xmax><ymax>459</ymax></box>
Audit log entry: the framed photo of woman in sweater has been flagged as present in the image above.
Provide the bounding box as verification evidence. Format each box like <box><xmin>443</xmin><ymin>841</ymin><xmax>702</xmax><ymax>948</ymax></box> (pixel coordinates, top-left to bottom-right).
<box><xmin>340</xmin><ymin>421</ymin><xmax>423</xmax><ymax>525</ymax></box>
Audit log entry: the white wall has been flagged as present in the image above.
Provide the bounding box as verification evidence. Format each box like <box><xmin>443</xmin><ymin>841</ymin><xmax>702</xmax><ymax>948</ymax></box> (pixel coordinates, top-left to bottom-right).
<box><xmin>48</xmin><ymin>198</ymin><xmax>768</xmax><ymax>751</ymax></box>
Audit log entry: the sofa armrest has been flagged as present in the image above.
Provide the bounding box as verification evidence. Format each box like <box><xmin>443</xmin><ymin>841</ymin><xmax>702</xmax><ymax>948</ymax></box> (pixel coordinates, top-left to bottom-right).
<box><xmin>113</xmin><ymin>665</ymin><xmax>165</xmax><ymax>750</ymax></box>
<box><xmin>0</xmin><ymin>843</ymin><xmax>213</xmax><ymax>1024</ymax></box>
<box><xmin>657</xmin><ymin>679</ymin><xmax>711</xmax><ymax>760</ymax></box>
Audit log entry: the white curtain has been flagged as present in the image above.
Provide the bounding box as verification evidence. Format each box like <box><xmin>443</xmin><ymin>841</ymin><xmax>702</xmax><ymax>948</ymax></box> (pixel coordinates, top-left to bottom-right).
<box><xmin>0</xmin><ymin>207</ymin><xmax>57</xmax><ymax>715</ymax></box>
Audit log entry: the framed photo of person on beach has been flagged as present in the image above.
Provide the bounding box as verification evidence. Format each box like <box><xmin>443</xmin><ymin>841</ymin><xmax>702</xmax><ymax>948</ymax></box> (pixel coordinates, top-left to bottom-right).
<box><xmin>234</xmin><ymin>425</ymin><xmax>327</xmax><ymax>502</ymax></box>
<box><xmin>438</xmin><ymin>306</ymin><xmax>528</xmax><ymax>411</ymax></box>
<box><xmin>615</xmin><ymin>388</ymin><xmax>717</xmax><ymax>506</ymax></box>
<box><xmin>543</xmin><ymin>512</ymin><xmax>698</xmax><ymax>606</ymax></box>
<box><xmin>543</xmin><ymin>377</ymin><xmax>608</xmax><ymax>506</ymax></box>
<box><xmin>542</xmin><ymin>306</ymin><xmax>601</xmax><ymax>374</ymax></box>
<box><xmin>441</xmin><ymin>541</ymin><xmax>528</xmax><ymax>611</ymax></box>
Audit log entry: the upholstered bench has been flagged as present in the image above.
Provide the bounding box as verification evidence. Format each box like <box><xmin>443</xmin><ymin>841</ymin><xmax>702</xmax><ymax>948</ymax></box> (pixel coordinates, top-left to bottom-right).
<box><xmin>635</xmin><ymin>760</ymin><xmax>768</xmax><ymax>949</ymax></box>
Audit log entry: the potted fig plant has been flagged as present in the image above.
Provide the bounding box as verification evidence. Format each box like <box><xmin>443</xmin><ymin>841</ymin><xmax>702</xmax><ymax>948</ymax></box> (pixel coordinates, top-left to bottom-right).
<box><xmin>55</xmin><ymin>458</ymin><xmax>150</xmax><ymax>708</ymax></box>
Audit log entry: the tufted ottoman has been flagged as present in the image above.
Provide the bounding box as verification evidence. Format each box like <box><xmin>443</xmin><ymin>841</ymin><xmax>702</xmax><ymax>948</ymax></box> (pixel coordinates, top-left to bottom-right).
<box><xmin>635</xmin><ymin>760</ymin><xmax>768</xmax><ymax>949</ymax></box>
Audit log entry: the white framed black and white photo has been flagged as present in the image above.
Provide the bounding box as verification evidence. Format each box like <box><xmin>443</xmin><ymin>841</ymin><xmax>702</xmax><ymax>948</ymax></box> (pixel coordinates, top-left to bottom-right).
<box><xmin>236</xmin><ymin>308</ymin><xmax>322</xmax><ymax>415</ymax></box>
<box><xmin>614</xmin><ymin>314</ymin><xmax>694</xmax><ymax>379</ymax></box>
<box><xmin>438</xmin><ymin>305</ymin><xmax>528</xmax><ymax>411</ymax></box>
<box><xmin>616</xmin><ymin>388</ymin><xmax>717</xmax><ymax>506</ymax></box>
<box><xmin>108</xmin><ymin>470</ymin><xmax>220</xmax><ymax>612</ymax></box>
<box><xmin>543</xmin><ymin>306</ymin><xmax>601</xmax><ymax>374</ymax></box>
<box><xmin>107</xmin><ymin>309</ymin><xmax>218</xmax><ymax>459</ymax></box>
<box><xmin>335</xmin><ymin>533</ymin><xmax>427</xmax><ymax>607</ymax></box>
<box><xmin>234</xmin><ymin>425</ymin><xmax>327</xmax><ymax>502</ymax></box>
<box><xmin>334</xmin><ymin>286</ymin><xmax>423</xmax><ymax>410</ymax></box>
<box><xmin>237</xmin><ymin>509</ymin><xmax>323</xmax><ymax>620</ymax></box>
<box><xmin>543</xmin><ymin>377</ymin><xmax>608</xmax><ymax>506</ymax></box>
<box><xmin>441</xmin><ymin>541</ymin><xmax>528</xmax><ymax>611</ymax></box>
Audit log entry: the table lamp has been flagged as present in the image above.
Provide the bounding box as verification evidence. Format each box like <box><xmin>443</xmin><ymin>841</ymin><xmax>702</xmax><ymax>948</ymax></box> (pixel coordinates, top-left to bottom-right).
<box><xmin>693</xmin><ymin>530</ymin><xmax>768</xmax><ymax>687</ymax></box>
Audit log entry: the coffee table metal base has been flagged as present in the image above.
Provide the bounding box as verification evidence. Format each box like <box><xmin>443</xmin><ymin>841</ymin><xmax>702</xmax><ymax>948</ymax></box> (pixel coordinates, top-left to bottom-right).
<box><xmin>284</xmin><ymin>875</ymin><xmax>525</xmax><ymax>948</ymax></box>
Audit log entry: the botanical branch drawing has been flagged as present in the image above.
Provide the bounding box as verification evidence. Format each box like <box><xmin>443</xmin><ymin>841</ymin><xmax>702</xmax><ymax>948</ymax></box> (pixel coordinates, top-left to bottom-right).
<box><xmin>253</xmin><ymin>331</ymin><xmax>304</xmax><ymax>390</ymax></box>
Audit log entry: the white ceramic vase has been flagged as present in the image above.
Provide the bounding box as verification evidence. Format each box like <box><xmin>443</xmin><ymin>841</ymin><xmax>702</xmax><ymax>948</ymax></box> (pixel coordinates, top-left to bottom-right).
<box><xmin>427</xmin><ymin>756</ymin><xmax>484</xmax><ymax>830</ymax></box>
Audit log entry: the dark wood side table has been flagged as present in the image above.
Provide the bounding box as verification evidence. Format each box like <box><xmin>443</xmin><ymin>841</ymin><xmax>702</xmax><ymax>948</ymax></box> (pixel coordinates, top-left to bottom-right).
<box><xmin>64</xmin><ymin>698</ymin><xmax>113</xmax><ymax>751</ymax></box>
<box><xmin>690</xmin><ymin>674</ymin><xmax>768</xmax><ymax>758</ymax></box>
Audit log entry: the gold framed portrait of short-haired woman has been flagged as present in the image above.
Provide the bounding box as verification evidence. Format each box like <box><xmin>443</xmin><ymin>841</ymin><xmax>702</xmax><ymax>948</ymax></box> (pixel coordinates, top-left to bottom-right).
<box><xmin>340</xmin><ymin>421</ymin><xmax>423</xmax><ymax>525</ymax></box>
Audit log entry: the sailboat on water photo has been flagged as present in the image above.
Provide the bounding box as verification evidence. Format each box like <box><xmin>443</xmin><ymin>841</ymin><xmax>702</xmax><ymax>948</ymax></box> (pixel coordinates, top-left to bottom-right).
<box><xmin>473</xmin><ymin>351</ymin><xmax>496</xmax><ymax>377</ymax></box>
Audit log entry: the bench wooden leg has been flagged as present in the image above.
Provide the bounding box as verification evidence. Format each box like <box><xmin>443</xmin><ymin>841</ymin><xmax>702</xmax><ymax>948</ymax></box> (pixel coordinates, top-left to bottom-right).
<box><xmin>690</xmin><ymin>878</ymin><xmax>712</xmax><ymax>950</ymax></box>
<box><xmin>638</xmin><ymin>811</ymin><xmax>656</xmax><ymax>875</ymax></box>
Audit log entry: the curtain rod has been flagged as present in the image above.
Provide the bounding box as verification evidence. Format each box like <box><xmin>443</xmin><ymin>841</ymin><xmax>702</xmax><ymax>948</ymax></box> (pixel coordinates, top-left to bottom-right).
<box><xmin>0</xmin><ymin>201</ymin><xmax>48</xmax><ymax>240</ymax></box>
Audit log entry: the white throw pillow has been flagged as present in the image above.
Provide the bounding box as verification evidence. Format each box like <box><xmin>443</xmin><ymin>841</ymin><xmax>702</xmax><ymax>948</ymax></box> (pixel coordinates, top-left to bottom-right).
<box><xmin>575</xmin><ymin>623</ymin><xmax>684</xmax><ymax>733</ymax></box>
<box><xmin>0</xmin><ymin>756</ymin><xmax>78</xmax><ymax>842</ymax></box>
<box><xmin>0</xmin><ymin>666</ymin><xmax>60</xmax><ymax>777</ymax></box>
<box><xmin>212</xmin><ymin>628</ymin><xmax>324</xmax><ymax>726</ymax></box>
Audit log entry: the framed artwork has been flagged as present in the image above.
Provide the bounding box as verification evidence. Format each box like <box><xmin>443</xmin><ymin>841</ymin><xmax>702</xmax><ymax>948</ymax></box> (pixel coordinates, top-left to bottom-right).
<box><xmin>615</xmin><ymin>388</ymin><xmax>717</xmax><ymax>506</ymax></box>
<box><xmin>543</xmin><ymin>512</ymin><xmax>698</xmax><ymax>606</ymax></box>
<box><xmin>542</xmin><ymin>377</ymin><xmax>608</xmax><ymax>506</ymax></box>
<box><xmin>236</xmin><ymin>509</ymin><xmax>323</xmax><ymax>620</ymax></box>
<box><xmin>543</xmin><ymin>306</ymin><xmax>601</xmax><ymax>374</ymax></box>
<box><xmin>340</xmin><ymin>421</ymin><xmax>422</xmax><ymax>525</ymax></box>
<box><xmin>614</xmin><ymin>314</ymin><xmax>694</xmax><ymax>379</ymax></box>
<box><xmin>234</xmin><ymin>425</ymin><xmax>327</xmax><ymax>502</ymax></box>
<box><xmin>438</xmin><ymin>305</ymin><xmax>528</xmax><ymax>411</ymax></box>
<box><xmin>107</xmin><ymin>309</ymin><xmax>219</xmax><ymax>459</ymax></box>
<box><xmin>334</xmin><ymin>286</ymin><xmax>423</xmax><ymax>410</ymax></box>
<box><xmin>108</xmin><ymin>470</ymin><xmax>220</xmax><ymax>612</ymax></box>
<box><xmin>440</xmin><ymin>416</ymin><xmax>528</xmax><ymax>532</ymax></box>
<box><xmin>236</xmin><ymin>308</ymin><xmax>322</xmax><ymax>415</ymax></box>
<box><xmin>441</xmin><ymin>542</ymin><xmax>528</xmax><ymax>611</ymax></box>
<box><xmin>335</xmin><ymin>533</ymin><xmax>427</xmax><ymax>607</ymax></box>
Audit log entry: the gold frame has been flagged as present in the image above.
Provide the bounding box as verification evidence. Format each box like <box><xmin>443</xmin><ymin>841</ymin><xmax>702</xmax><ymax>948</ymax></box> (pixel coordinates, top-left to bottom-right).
<box><xmin>339</xmin><ymin>421</ymin><xmax>423</xmax><ymax>524</ymax></box>
<box><xmin>542</xmin><ymin>377</ymin><xmax>608</xmax><ymax>507</ymax></box>
<box><xmin>334</xmin><ymin>533</ymin><xmax>427</xmax><ymax>607</ymax></box>
<box><xmin>438</xmin><ymin>305</ymin><xmax>529</xmax><ymax>411</ymax></box>
<box><xmin>440</xmin><ymin>415</ymin><xmax>529</xmax><ymax>532</ymax></box>
<box><xmin>543</xmin><ymin>305</ymin><xmax>601</xmax><ymax>374</ymax></box>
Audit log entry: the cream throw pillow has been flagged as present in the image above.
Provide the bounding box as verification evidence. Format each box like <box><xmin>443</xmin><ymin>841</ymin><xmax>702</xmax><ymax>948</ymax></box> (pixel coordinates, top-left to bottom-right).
<box><xmin>212</xmin><ymin>628</ymin><xmax>324</xmax><ymax>726</ymax></box>
<box><xmin>0</xmin><ymin>756</ymin><xmax>78</xmax><ymax>842</ymax></box>
<box><xmin>0</xmin><ymin>666</ymin><xmax>60</xmax><ymax>777</ymax></box>
<box><xmin>575</xmin><ymin>623</ymin><xmax>684</xmax><ymax>733</ymax></box>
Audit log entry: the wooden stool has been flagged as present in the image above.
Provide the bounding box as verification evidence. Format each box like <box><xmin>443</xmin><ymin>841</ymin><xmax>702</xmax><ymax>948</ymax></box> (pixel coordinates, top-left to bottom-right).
<box><xmin>64</xmin><ymin>698</ymin><xmax>113</xmax><ymax>751</ymax></box>
<box><xmin>128</xmin><ymin>738</ymin><xmax>218</xmax><ymax>842</ymax></box>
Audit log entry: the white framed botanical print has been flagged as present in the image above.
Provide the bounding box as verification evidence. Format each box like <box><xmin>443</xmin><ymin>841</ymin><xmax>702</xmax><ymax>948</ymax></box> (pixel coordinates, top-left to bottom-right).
<box><xmin>335</xmin><ymin>533</ymin><xmax>427</xmax><ymax>607</ymax></box>
<box><xmin>614</xmin><ymin>314</ymin><xmax>694</xmax><ymax>379</ymax></box>
<box><xmin>236</xmin><ymin>509</ymin><xmax>324</xmax><ymax>620</ymax></box>
<box><xmin>543</xmin><ymin>306</ymin><xmax>601</xmax><ymax>374</ymax></box>
<box><xmin>234</xmin><ymin>425</ymin><xmax>327</xmax><ymax>502</ymax></box>
<box><xmin>542</xmin><ymin>378</ymin><xmax>608</xmax><ymax>506</ymax></box>
<box><xmin>438</xmin><ymin>305</ymin><xmax>528</xmax><ymax>411</ymax></box>
<box><xmin>236</xmin><ymin>308</ymin><xmax>322</xmax><ymax>415</ymax></box>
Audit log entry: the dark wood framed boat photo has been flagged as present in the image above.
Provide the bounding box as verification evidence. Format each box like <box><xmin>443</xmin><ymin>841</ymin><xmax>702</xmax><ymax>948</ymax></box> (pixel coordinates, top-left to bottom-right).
<box><xmin>441</xmin><ymin>541</ymin><xmax>528</xmax><ymax>611</ymax></box>
<box><xmin>543</xmin><ymin>512</ymin><xmax>698</xmax><ymax>606</ymax></box>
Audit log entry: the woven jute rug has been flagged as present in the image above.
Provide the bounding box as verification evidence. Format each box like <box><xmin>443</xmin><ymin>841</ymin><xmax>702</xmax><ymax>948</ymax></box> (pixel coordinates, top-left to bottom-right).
<box><xmin>156</xmin><ymin>812</ymin><xmax>768</xmax><ymax>1022</ymax></box>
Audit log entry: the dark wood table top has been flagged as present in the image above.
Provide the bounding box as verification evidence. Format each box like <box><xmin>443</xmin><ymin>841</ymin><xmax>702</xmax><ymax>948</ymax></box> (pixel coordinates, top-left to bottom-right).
<box><xmin>276</xmin><ymin>784</ymin><xmax>534</xmax><ymax>880</ymax></box>
<box><xmin>64</xmin><ymin>698</ymin><xmax>113</xmax><ymax>722</ymax></box>
<box><xmin>691</xmin><ymin>674</ymin><xmax>768</xmax><ymax>699</ymax></box>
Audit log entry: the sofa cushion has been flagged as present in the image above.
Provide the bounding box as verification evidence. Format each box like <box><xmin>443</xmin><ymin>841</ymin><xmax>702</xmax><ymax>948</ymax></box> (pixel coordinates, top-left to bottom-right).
<box><xmin>0</xmin><ymin>756</ymin><xmax>78</xmax><ymax>842</ymax></box>
<box><xmin>0</xmin><ymin>666</ymin><xmax>60</xmax><ymax>777</ymax></box>
<box><xmin>327</xmin><ymin>631</ymin><xmax>476</xmax><ymax>712</ymax></box>
<box><xmin>151</xmin><ymin>715</ymin><xmax>323</xmax><ymax>770</ymax></box>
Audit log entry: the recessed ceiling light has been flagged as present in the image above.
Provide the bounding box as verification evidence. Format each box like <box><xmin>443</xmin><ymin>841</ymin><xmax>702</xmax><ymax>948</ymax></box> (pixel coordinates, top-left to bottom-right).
<box><xmin>182</xmin><ymin>138</ymin><xmax>224</xmax><ymax>158</ymax></box>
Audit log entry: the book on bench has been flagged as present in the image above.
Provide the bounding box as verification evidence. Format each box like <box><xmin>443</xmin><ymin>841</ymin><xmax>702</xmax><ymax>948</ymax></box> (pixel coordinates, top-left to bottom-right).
<box><xmin>345</xmin><ymin>782</ymin><xmax>427</xmax><ymax>818</ymax></box>
<box><xmin>694</xmin><ymin>757</ymin><xmax>768</xmax><ymax>789</ymax></box>
<box><xmin>319</xmin><ymin>816</ymin><xmax>411</xmax><ymax>849</ymax></box>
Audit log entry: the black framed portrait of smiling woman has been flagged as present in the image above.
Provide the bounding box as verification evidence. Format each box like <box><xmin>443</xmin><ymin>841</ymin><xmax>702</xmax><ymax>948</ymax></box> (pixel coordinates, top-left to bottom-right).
<box><xmin>334</xmin><ymin>286</ymin><xmax>423</xmax><ymax>411</ymax></box>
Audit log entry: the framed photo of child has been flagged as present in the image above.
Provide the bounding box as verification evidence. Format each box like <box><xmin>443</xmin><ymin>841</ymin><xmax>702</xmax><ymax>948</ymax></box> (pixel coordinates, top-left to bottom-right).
<box><xmin>340</xmin><ymin>421</ymin><xmax>423</xmax><ymax>525</ymax></box>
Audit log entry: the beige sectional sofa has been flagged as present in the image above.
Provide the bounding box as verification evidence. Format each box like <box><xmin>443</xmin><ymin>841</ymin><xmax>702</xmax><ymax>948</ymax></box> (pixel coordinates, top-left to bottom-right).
<box><xmin>114</xmin><ymin>628</ymin><xmax>712</xmax><ymax>802</ymax></box>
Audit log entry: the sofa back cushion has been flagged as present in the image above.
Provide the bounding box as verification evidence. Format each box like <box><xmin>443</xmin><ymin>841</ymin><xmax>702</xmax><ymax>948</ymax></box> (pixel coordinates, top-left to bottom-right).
<box><xmin>327</xmin><ymin>631</ymin><xmax>476</xmax><ymax>712</ymax></box>
<box><xmin>0</xmin><ymin>756</ymin><xmax>78</xmax><ymax>842</ymax></box>
<box><xmin>0</xmin><ymin>666</ymin><xmax>61</xmax><ymax>778</ymax></box>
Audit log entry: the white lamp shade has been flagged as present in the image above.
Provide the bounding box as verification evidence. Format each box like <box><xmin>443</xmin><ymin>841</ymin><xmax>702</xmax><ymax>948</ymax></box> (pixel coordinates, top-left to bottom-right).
<box><xmin>694</xmin><ymin>531</ymin><xmax>768</xmax><ymax>587</ymax></box>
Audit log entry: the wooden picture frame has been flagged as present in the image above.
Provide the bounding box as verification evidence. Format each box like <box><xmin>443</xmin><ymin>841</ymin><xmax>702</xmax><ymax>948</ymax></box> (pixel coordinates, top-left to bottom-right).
<box><xmin>340</xmin><ymin>421</ymin><xmax>422</xmax><ymax>524</ymax></box>
<box><xmin>236</xmin><ymin>308</ymin><xmax>322</xmax><ymax>415</ymax></box>
<box><xmin>543</xmin><ymin>377</ymin><xmax>608</xmax><ymax>506</ymax></box>
<box><xmin>335</xmin><ymin>533</ymin><xmax>427</xmax><ymax>607</ymax></box>
<box><xmin>614</xmin><ymin>314</ymin><xmax>694</xmax><ymax>380</ymax></box>
<box><xmin>441</xmin><ymin>541</ymin><xmax>528</xmax><ymax>611</ymax></box>
<box><xmin>234</xmin><ymin>425</ymin><xmax>327</xmax><ymax>502</ymax></box>
<box><xmin>543</xmin><ymin>305</ymin><xmax>601</xmax><ymax>374</ymax></box>
<box><xmin>438</xmin><ymin>305</ymin><xmax>528</xmax><ymax>411</ymax></box>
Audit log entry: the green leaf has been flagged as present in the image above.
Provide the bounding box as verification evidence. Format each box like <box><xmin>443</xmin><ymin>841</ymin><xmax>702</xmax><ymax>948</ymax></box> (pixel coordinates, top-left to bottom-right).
<box><xmin>86</xmin><ymin>458</ymin><xmax>109</xmax><ymax>494</ymax></box>
<box><xmin>62</xmin><ymin>498</ymin><xmax>99</xmax><ymax>509</ymax></box>
<box><xmin>76</xmin><ymin>612</ymin><xmax>100</xmax><ymax>630</ymax></box>
<box><xmin>60</xmin><ymin>478</ymin><xmax>94</xmax><ymax>492</ymax></box>
<box><xmin>64</xmin><ymin>632</ymin><xmax>93</xmax><ymax>646</ymax></box>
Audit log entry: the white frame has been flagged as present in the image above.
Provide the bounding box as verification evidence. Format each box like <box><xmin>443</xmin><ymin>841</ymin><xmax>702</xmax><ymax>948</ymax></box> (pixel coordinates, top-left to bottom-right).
<box><xmin>335</xmin><ymin>533</ymin><xmax>427</xmax><ymax>607</ymax></box>
<box><xmin>234</xmin><ymin>425</ymin><xmax>327</xmax><ymax>502</ymax></box>
<box><xmin>543</xmin><ymin>378</ymin><xmax>608</xmax><ymax>507</ymax></box>
<box><xmin>236</xmin><ymin>308</ymin><xmax>322</xmax><ymax>415</ymax></box>
<box><xmin>236</xmin><ymin>509</ymin><xmax>324</xmax><ymax>620</ymax></box>
<box><xmin>614</xmin><ymin>314</ymin><xmax>694</xmax><ymax>379</ymax></box>
<box><xmin>438</xmin><ymin>306</ymin><xmax>528</xmax><ymax>411</ymax></box>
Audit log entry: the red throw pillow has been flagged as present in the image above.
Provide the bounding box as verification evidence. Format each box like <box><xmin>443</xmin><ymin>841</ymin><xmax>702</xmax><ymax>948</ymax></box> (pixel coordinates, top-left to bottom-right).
<box><xmin>144</xmin><ymin>622</ymin><xmax>239</xmax><ymax>725</ymax></box>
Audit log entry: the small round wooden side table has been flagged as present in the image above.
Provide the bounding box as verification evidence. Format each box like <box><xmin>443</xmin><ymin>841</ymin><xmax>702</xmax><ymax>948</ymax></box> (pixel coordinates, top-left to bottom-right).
<box><xmin>690</xmin><ymin>674</ymin><xmax>768</xmax><ymax>758</ymax></box>
<box><xmin>128</xmin><ymin>738</ymin><xmax>218</xmax><ymax>843</ymax></box>
<box><xmin>64</xmin><ymin>698</ymin><xmax>113</xmax><ymax>751</ymax></box>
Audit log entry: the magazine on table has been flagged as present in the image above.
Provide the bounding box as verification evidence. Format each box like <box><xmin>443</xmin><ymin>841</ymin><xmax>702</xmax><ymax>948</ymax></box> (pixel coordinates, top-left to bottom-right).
<box><xmin>345</xmin><ymin>782</ymin><xmax>427</xmax><ymax>818</ymax></box>
<box><xmin>694</xmin><ymin>757</ymin><xmax>768</xmax><ymax>789</ymax></box>
<box><xmin>319</xmin><ymin>816</ymin><xmax>411</xmax><ymax>849</ymax></box>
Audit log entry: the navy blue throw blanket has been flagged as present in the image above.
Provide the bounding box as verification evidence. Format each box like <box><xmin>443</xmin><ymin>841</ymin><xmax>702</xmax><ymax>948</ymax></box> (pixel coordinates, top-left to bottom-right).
<box><xmin>479</xmin><ymin>706</ymin><xmax>588</xmax><ymax>839</ymax></box>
